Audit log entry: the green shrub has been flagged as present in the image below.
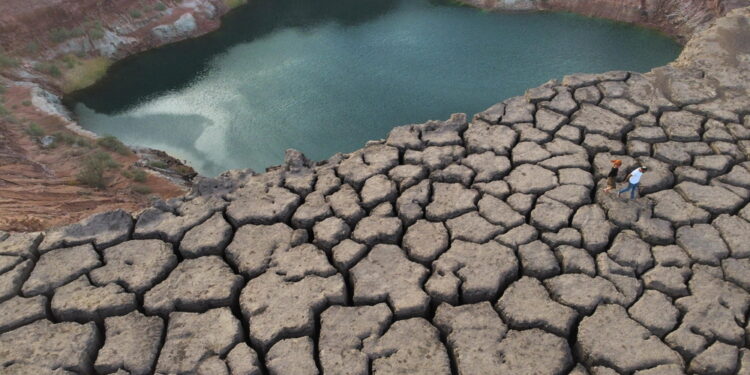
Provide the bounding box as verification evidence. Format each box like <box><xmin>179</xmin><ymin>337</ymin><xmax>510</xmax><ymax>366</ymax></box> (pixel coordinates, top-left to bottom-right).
<box><xmin>154</xmin><ymin>3</ymin><xmax>167</xmax><ymax>11</ymax></box>
<box><xmin>77</xmin><ymin>155</ymin><xmax>107</xmax><ymax>189</ymax></box>
<box><xmin>87</xmin><ymin>22</ymin><xmax>105</xmax><ymax>40</ymax></box>
<box><xmin>49</xmin><ymin>27</ymin><xmax>85</xmax><ymax>43</ymax></box>
<box><xmin>25</xmin><ymin>42</ymin><xmax>39</xmax><ymax>54</ymax></box>
<box><xmin>148</xmin><ymin>161</ymin><xmax>169</xmax><ymax>169</ymax></box>
<box><xmin>54</xmin><ymin>132</ymin><xmax>92</xmax><ymax>147</ymax></box>
<box><xmin>173</xmin><ymin>164</ymin><xmax>194</xmax><ymax>176</ymax></box>
<box><xmin>22</xmin><ymin>100</ymin><xmax>31</xmax><ymax>107</ymax></box>
<box><xmin>35</xmin><ymin>62</ymin><xmax>62</xmax><ymax>77</ymax></box>
<box><xmin>122</xmin><ymin>168</ymin><xmax>148</xmax><ymax>182</ymax></box>
<box><xmin>0</xmin><ymin>104</ymin><xmax>8</xmax><ymax>117</ymax></box>
<box><xmin>97</xmin><ymin>135</ymin><xmax>131</xmax><ymax>155</ymax></box>
<box><xmin>49</xmin><ymin>65</ymin><xmax>62</xmax><ymax>77</ymax></box>
<box><xmin>62</xmin><ymin>55</ymin><xmax>76</xmax><ymax>69</ymax></box>
<box><xmin>132</xmin><ymin>185</ymin><xmax>152</xmax><ymax>195</ymax></box>
<box><xmin>91</xmin><ymin>150</ymin><xmax>121</xmax><ymax>170</ymax></box>
<box><xmin>129</xmin><ymin>10</ymin><xmax>143</xmax><ymax>18</ymax></box>
<box><xmin>131</xmin><ymin>168</ymin><xmax>148</xmax><ymax>182</ymax></box>
<box><xmin>26</xmin><ymin>123</ymin><xmax>44</xmax><ymax>137</ymax></box>
<box><xmin>0</xmin><ymin>49</ymin><xmax>17</xmax><ymax>69</ymax></box>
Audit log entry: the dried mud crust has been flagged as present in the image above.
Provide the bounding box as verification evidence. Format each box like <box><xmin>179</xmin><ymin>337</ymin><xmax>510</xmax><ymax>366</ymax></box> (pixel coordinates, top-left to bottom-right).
<box><xmin>3</xmin><ymin>6</ymin><xmax>750</xmax><ymax>375</ymax></box>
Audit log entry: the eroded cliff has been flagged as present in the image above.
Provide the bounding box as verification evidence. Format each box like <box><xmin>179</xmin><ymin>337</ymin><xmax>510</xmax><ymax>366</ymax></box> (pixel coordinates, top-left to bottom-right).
<box><xmin>461</xmin><ymin>0</ymin><xmax>750</xmax><ymax>42</ymax></box>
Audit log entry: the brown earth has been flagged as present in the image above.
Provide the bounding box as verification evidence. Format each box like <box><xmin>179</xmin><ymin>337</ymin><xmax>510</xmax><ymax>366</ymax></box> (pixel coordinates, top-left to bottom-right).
<box><xmin>0</xmin><ymin>0</ymin><xmax>231</xmax><ymax>231</ymax></box>
<box><xmin>0</xmin><ymin>85</ymin><xmax>185</xmax><ymax>231</ymax></box>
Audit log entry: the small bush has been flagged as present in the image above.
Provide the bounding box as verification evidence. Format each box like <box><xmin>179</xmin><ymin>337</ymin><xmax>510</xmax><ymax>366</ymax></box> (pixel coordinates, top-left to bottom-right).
<box><xmin>25</xmin><ymin>42</ymin><xmax>39</xmax><ymax>54</ymax></box>
<box><xmin>129</xmin><ymin>10</ymin><xmax>143</xmax><ymax>18</ymax></box>
<box><xmin>97</xmin><ymin>135</ymin><xmax>131</xmax><ymax>155</ymax></box>
<box><xmin>132</xmin><ymin>185</ymin><xmax>152</xmax><ymax>195</ymax></box>
<box><xmin>148</xmin><ymin>161</ymin><xmax>169</xmax><ymax>169</ymax></box>
<box><xmin>62</xmin><ymin>55</ymin><xmax>76</xmax><ymax>69</ymax></box>
<box><xmin>35</xmin><ymin>62</ymin><xmax>62</xmax><ymax>77</ymax></box>
<box><xmin>49</xmin><ymin>65</ymin><xmax>62</xmax><ymax>77</ymax></box>
<box><xmin>22</xmin><ymin>100</ymin><xmax>31</xmax><ymax>107</ymax></box>
<box><xmin>49</xmin><ymin>27</ymin><xmax>85</xmax><ymax>43</ymax></box>
<box><xmin>132</xmin><ymin>168</ymin><xmax>148</xmax><ymax>182</ymax></box>
<box><xmin>0</xmin><ymin>104</ymin><xmax>8</xmax><ymax>117</ymax></box>
<box><xmin>154</xmin><ymin>3</ymin><xmax>167</xmax><ymax>11</ymax></box>
<box><xmin>91</xmin><ymin>150</ymin><xmax>121</xmax><ymax>170</ymax></box>
<box><xmin>26</xmin><ymin>123</ymin><xmax>44</xmax><ymax>137</ymax></box>
<box><xmin>0</xmin><ymin>49</ymin><xmax>17</xmax><ymax>69</ymax></box>
<box><xmin>54</xmin><ymin>132</ymin><xmax>92</xmax><ymax>147</ymax></box>
<box><xmin>122</xmin><ymin>168</ymin><xmax>148</xmax><ymax>182</ymax></box>
<box><xmin>67</xmin><ymin>148</ymin><xmax>86</xmax><ymax>157</ymax></box>
<box><xmin>77</xmin><ymin>155</ymin><xmax>107</xmax><ymax>189</ymax></box>
<box><xmin>87</xmin><ymin>22</ymin><xmax>105</xmax><ymax>40</ymax></box>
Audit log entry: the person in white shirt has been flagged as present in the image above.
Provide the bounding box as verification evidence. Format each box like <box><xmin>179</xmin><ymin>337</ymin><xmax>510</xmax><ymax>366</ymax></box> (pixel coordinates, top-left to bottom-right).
<box><xmin>618</xmin><ymin>166</ymin><xmax>648</xmax><ymax>200</ymax></box>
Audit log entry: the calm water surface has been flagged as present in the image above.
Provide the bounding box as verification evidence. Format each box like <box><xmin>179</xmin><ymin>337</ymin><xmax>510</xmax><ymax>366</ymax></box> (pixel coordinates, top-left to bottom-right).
<box><xmin>68</xmin><ymin>0</ymin><xmax>682</xmax><ymax>176</ymax></box>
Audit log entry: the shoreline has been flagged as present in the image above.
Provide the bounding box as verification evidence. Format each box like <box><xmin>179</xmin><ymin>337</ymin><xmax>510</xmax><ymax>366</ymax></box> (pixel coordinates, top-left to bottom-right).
<box><xmin>0</xmin><ymin>0</ymin><xmax>744</xmax><ymax>230</ymax></box>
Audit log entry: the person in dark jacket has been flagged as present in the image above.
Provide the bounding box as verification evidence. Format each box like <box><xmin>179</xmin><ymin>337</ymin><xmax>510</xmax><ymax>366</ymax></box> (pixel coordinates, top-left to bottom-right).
<box><xmin>604</xmin><ymin>159</ymin><xmax>622</xmax><ymax>193</ymax></box>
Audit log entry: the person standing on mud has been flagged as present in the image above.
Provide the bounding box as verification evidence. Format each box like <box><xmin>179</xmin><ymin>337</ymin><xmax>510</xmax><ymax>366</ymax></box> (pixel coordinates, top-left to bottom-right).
<box><xmin>618</xmin><ymin>166</ymin><xmax>648</xmax><ymax>200</ymax></box>
<box><xmin>604</xmin><ymin>159</ymin><xmax>622</xmax><ymax>193</ymax></box>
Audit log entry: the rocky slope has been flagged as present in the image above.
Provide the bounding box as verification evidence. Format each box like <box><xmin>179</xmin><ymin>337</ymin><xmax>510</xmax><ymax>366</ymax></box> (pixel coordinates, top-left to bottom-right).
<box><xmin>0</xmin><ymin>0</ymin><xmax>741</xmax><ymax>231</ymax></box>
<box><xmin>461</xmin><ymin>0</ymin><xmax>750</xmax><ymax>42</ymax></box>
<box><xmin>0</xmin><ymin>0</ymin><xmax>234</xmax><ymax>230</ymax></box>
<box><xmin>1</xmin><ymin>5</ymin><xmax>750</xmax><ymax>374</ymax></box>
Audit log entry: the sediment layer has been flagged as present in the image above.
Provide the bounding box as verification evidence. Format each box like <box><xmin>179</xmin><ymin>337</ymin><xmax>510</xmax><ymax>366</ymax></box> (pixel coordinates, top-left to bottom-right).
<box><xmin>1</xmin><ymin>5</ymin><xmax>750</xmax><ymax>374</ymax></box>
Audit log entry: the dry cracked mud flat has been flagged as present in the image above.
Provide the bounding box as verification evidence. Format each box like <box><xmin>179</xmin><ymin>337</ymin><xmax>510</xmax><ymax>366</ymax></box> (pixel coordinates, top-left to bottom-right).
<box><xmin>2</xmin><ymin>6</ymin><xmax>750</xmax><ymax>375</ymax></box>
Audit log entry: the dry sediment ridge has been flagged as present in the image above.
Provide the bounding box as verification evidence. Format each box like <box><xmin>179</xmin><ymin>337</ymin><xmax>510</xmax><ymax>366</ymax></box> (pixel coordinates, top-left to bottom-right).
<box><xmin>2</xmin><ymin>6</ymin><xmax>750</xmax><ymax>375</ymax></box>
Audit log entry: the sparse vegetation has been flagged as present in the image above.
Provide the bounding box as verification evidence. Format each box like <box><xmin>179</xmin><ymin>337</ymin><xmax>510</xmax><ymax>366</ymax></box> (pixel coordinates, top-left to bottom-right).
<box><xmin>129</xmin><ymin>10</ymin><xmax>143</xmax><ymax>19</ymax></box>
<box><xmin>0</xmin><ymin>104</ymin><xmax>8</xmax><ymax>117</ymax></box>
<box><xmin>132</xmin><ymin>168</ymin><xmax>148</xmax><ymax>182</ymax></box>
<box><xmin>54</xmin><ymin>131</ymin><xmax>92</xmax><ymax>148</ymax></box>
<box><xmin>148</xmin><ymin>161</ymin><xmax>169</xmax><ymax>169</ymax></box>
<box><xmin>76</xmin><ymin>151</ymin><xmax>123</xmax><ymax>189</ymax></box>
<box><xmin>91</xmin><ymin>150</ymin><xmax>121</xmax><ymax>170</ymax></box>
<box><xmin>0</xmin><ymin>49</ymin><xmax>17</xmax><ymax>69</ymax></box>
<box><xmin>49</xmin><ymin>27</ymin><xmax>85</xmax><ymax>43</ymax></box>
<box><xmin>122</xmin><ymin>168</ymin><xmax>148</xmax><ymax>182</ymax></box>
<box><xmin>26</xmin><ymin>123</ymin><xmax>45</xmax><ymax>137</ymax></box>
<box><xmin>35</xmin><ymin>62</ymin><xmax>62</xmax><ymax>77</ymax></box>
<box><xmin>62</xmin><ymin>57</ymin><xmax>111</xmax><ymax>93</ymax></box>
<box><xmin>97</xmin><ymin>135</ymin><xmax>131</xmax><ymax>156</ymax></box>
<box><xmin>173</xmin><ymin>165</ymin><xmax>194</xmax><ymax>176</ymax></box>
<box><xmin>132</xmin><ymin>185</ymin><xmax>152</xmax><ymax>195</ymax></box>
<box><xmin>61</xmin><ymin>55</ymin><xmax>78</xmax><ymax>69</ymax></box>
<box><xmin>86</xmin><ymin>21</ymin><xmax>106</xmax><ymax>40</ymax></box>
<box><xmin>154</xmin><ymin>2</ymin><xmax>167</xmax><ymax>11</ymax></box>
<box><xmin>22</xmin><ymin>100</ymin><xmax>31</xmax><ymax>107</ymax></box>
<box><xmin>77</xmin><ymin>154</ymin><xmax>107</xmax><ymax>189</ymax></box>
<box><xmin>224</xmin><ymin>0</ymin><xmax>248</xmax><ymax>9</ymax></box>
<box><xmin>25</xmin><ymin>42</ymin><xmax>39</xmax><ymax>54</ymax></box>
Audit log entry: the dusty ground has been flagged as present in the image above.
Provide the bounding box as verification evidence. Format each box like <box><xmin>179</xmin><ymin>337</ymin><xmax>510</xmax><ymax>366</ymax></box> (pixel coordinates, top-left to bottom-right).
<box><xmin>0</xmin><ymin>0</ymin><xmax>228</xmax><ymax>231</ymax></box>
<box><xmin>0</xmin><ymin>85</ymin><xmax>185</xmax><ymax>231</ymax></box>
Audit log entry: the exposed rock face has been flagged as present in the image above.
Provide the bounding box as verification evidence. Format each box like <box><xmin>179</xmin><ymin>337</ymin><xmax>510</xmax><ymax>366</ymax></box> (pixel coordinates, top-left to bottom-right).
<box><xmin>459</xmin><ymin>0</ymin><xmax>749</xmax><ymax>43</ymax></box>
<box><xmin>2</xmin><ymin>4</ymin><xmax>750</xmax><ymax>374</ymax></box>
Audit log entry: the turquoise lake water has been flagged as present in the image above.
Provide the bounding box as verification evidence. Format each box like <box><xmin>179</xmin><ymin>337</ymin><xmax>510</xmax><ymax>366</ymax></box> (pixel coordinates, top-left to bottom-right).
<box><xmin>68</xmin><ymin>0</ymin><xmax>682</xmax><ymax>176</ymax></box>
